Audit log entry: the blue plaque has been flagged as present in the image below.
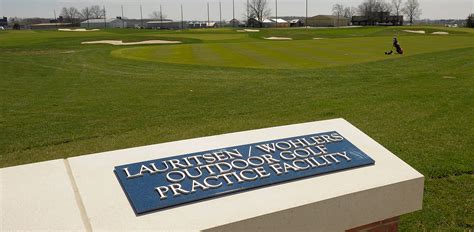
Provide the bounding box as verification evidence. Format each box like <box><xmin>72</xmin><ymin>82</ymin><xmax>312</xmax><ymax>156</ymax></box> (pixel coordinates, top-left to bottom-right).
<box><xmin>114</xmin><ymin>131</ymin><xmax>375</xmax><ymax>215</ymax></box>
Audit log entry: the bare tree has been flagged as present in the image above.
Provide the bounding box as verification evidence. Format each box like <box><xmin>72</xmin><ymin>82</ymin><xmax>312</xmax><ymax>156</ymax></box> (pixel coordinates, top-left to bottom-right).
<box><xmin>332</xmin><ymin>4</ymin><xmax>345</xmax><ymax>16</ymax></box>
<box><xmin>247</xmin><ymin>0</ymin><xmax>271</xmax><ymax>24</ymax></box>
<box><xmin>332</xmin><ymin>4</ymin><xmax>345</xmax><ymax>27</ymax></box>
<box><xmin>358</xmin><ymin>0</ymin><xmax>376</xmax><ymax>16</ymax></box>
<box><xmin>402</xmin><ymin>0</ymin><xmax>421</xmax><ymax>25</ymax></box>
<box><xmin>90</xmin><ymin>5</ymin><xmax>105</xmax><ymax>19</ymax></box>
<box><xmin>378</xmin><ymin>0</ymin><xmax>392</xmax><ymax>13</ymax></box>
<box><xmin>81</xmin><ymin>7</ymin><xmax>92</xmax><ymax>19</ymax></box>
<box><xmin>358</xmin><ymin>0</ymin><xmax>392</xmax><ymax>16</ymax></box>
<box><xmin>80</xmin><ymin>7</ymin><xmax>92</xmax><ymax>27</ymax></box>
<box><xmin>60</xmin><ymin>7</ymin><xmax>80</xmax><ymax>24</ymax></box>
<box><xmin>391</xmin><ymin>0</ymin><xmax>402</xmax><ymax>16</ymax></box>
<box><xmin>343</xmin><ymin>7</ymin><xmax>357</xmax><ymax>18</ymax></box>
<box><xmin>149</xmin><ymin>11</ymin><xmax>166</xmax><ymax>20</ymax></box>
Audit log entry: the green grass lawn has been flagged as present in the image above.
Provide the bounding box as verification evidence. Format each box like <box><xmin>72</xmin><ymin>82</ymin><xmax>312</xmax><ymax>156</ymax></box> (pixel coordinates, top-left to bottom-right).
<box><xmin>0</xmin><ymin>26</ymin><xmax>473</xmax><ymax>230</ymax></box>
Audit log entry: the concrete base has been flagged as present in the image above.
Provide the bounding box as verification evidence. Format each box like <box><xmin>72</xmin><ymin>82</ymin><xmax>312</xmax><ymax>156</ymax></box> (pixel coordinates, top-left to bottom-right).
<box><xmin>1</xmin><ymin>118</ymin><xmax>424</xmax><ymax>231</ymax></box>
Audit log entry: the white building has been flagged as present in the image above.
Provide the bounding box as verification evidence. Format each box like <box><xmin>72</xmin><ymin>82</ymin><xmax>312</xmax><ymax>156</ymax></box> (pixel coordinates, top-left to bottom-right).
<box><xmin>80</xmin><ymin>18</ymin><xmax>126</xmax><ymax>29</ymax></box>
<box><xmin>262</xmin><ymin>18</ymin><xmax>289</xmax><ymax>28</ymax></box>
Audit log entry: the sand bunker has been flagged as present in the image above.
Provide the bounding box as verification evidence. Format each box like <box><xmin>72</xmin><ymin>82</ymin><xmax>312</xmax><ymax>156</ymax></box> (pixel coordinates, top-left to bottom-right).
<box><xmin>432</xmin><ymin>31</ymin><xmax>449</xmax><ymax>35</ymax></box>
<box><xmin>313</xmin><ymin>38</ymin><xmax>326</xmax><ymax>40</ymax></box>
<box><xmin>403</xmin><ymin>30</ymin><xmax>425</xmax><ymax>34</ymax></box>
<box><xmin>264</xmin><ymin>37</ymin><xmax>292</xmax><ymax>40</ymax></box>
<box><xmin>238</xmin><ymin>29</ymin><xmax>260</xmax><ymax>33</ymax></box>
<box><xmin>81</xmin><ymin>40</ymin><xmax>182</xmax><ymax>45</ymax></box>
<box><xmin>59</xmin><ymin>28</ymin><xmax>100</xmax><ymax>32</ymax></box>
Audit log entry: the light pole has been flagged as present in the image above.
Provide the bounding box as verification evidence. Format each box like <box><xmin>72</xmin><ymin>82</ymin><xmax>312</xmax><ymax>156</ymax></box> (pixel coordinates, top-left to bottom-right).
<box><xmin>181</xmin><ymin>4</ymin><xmax>184</xmax><ymax>29</ymax></box>
<box><xmin>207</xmin><ymin>2</ymin><xmax>210</xmax><ymax>27</ymax></box>
<box><xmin>247</xmin><ymin>0</ymin><xmax>249</xmax><ymax>21</ymax></box>
<box><xmin>140</xmin><ymin>4</ymin><xmax>143</xmax><ymax>28</ymax></box>
<box><xmin>305</xmin><ymin>0</ymin><xmax>308</xmax><ymax>28</ymax></box>
<box><xmin>53</xmin><ymin>9</ymin><xmax>58</xmax><ymax>29</ymax></box>
<box><xmin>232</xmin><ymin>0</ymin><xmax>235</xmax><ymax>27</ymax></box>
<box><xmin>160</xmin><ymin>4</ymin><xmax>163</xmax><ymax>29</ymax></box>
<box><xmin>103</xmin><ymin>5</ymin><xmax>107</xmax><ymax>29</ymax></box>
<box><xmin>275</xmin><ymin>0</ymin><xmax>278</xmax><ymax>28</ymax></box>
<box><xmin>121</xmin><ymin>5</ymin><xmax>124</xmax><ymax>28</ymax></box>
<box><xmin>219</xmin><ymin>1</ymin><xmax>222</xmax><ymax>28</ymax></box>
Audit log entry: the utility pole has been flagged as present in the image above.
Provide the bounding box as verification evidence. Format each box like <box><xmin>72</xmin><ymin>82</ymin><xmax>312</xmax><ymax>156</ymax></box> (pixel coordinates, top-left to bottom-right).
<box><xmin>160</xmin><ymin>4</ymin><xmax>163</xmax><ymax>29</ymax></box>
<box><xmin>305</xmin><ymin>0</ymin><xmax>308</xmax><ymax>28</ymax></box>
<box><xmin>207</xmin><ymin>2</ymin><xmax>210</xmax><ymax>28</ymax></box>
<box><xmin>103</xmin><ymin>5</ymin><xmax>107</xmax><ymax>29</ymax></box>
<box><xmin>121</xmin><ymin>5</ymin><xmax>124</xmax><ymax>28</ymax></box>
<box><xmin>140</xmin><ymin>4</ymin><xmax>143</xmax><ymax>28</ymax></box>
<box><xmin>219</xmin><ymin>1</ymin><xmax>222</xmax><ymax>28</ymax></box>
<box><xmin>232</xmin><ymin>0</ymin><xmax>235</xmax><ymax>27</ymax></box>
<box><xmin>181</xmin><ymin>4</ymin><xmax>184</xmax><ymax>30</ymax></box>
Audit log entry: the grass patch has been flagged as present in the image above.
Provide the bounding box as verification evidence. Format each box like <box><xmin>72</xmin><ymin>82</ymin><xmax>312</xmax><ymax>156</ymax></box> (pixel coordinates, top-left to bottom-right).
<box><xmin>0</xmin><ymin>26</ymin><xmax>473</xmax><ymax>230</ymax></box>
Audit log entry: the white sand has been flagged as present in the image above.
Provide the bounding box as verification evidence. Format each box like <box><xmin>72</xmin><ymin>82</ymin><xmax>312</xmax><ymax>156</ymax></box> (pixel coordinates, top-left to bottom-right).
<box><xmin>244</xmin><ymin>29</ymin><xmax>260</xmax><ymax>32</ymax></box>
<box><xmin>432</xmin><ymin>31</ymin><xmax>449</xmax><ymax>35</ymax></box>
<box><xmin>402</xmin><ymin>30</ymin><xmax>425</xmax><ymax>34</ymax></box>
<box><xmin>59</xmin><ymin>28</ymin><xmax>100</xmax><ymax>32</ymax></box>
<box><xmin>264</xmin><ymin>37</ymin><xmax>292</xmax><ymax>40</ymax></box>
<box><xmin>442</xmin><ymin>76</ymin><xmax>456</xmax><ymax>79</ymax></box>
<box><xmin>81</xmin><ymin>40</ymin><xmax>182</xmax><ymax>45</ymax></box>
<box><xmin>236</xmin><ymin>30</ymin><xmax>246</xmax><ymax>32</ymax></box>
<box><xmin>313</xmin><ymin>38</ymin><xmax>326</xmax><ymax>40</ymax></box>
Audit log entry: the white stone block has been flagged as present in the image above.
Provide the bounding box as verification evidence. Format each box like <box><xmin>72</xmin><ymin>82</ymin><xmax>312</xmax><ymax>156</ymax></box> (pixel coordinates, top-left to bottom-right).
<box><xmin>0</xmin><ymin>160</ymin><xmax>87</xmax><ymax>231</ymax></box>
<box><xmin>66</xmin><ymin>118</ymin><xmax>423</xmax><ymax>231</ymax></box>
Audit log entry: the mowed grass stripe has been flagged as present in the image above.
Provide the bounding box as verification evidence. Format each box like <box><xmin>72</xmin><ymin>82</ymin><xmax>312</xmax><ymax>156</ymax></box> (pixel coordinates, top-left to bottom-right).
<box><xmin>191</xmin><ymin>43</ymin><xmax>224</xmax><ymax>65</ymax></box>
<box><xmin>207</xmin><ymin>43</ymin><xmax>259</xmax><ymax>67</ymax></box>
<box><xmin>238</xmin><ymin>42</ymin><xmax>304</xmax><ymax>68</ymax></box>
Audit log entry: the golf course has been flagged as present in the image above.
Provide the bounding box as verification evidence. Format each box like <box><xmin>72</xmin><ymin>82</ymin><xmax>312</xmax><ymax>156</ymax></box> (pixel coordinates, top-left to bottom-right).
<box><xmin>1</xmin><ymin>26</ymin><xmax>473</xmax><ymax>230</ymax></box>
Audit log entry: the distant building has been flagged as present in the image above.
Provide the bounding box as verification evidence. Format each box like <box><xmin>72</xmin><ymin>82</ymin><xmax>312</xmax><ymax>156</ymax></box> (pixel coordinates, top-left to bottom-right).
<box><xmin>122</xmin><ymin>19</ymin><xmax>145</xmax><ymax>28</ymax></box>
<box><xmin>188</xmin><ymin>21</ymin><xmax>218</xmax><ymax>28</ymax></box>
<box><xmin>229</xmin><ymin>18</ymin><xmax>240</xmax><ymax>27</ymax></box>
<box><xmin>0</xmin><ymin>17</ymin><xmax>7</xmax><ymax>27</ymax></box>
<box><xmin>146</xmin><ymin>21</ymin><xmax>183</xmax><ymax>30</ymax></box>
<box><xmin>289</xmin><ymin>18</ymin><xmax>304</xmax><ymax>27</ymax></box>
<box><xmin>306</xmin><ymin>15</ymin><xmax>350</xmax><ymax>27</ymax></box>
<box><xmin>247</xmin><ymin>18</ymin><xmax>263</xmax><ymax>28</ymax></box>
<box><xmin>351</xmin><ymin>12</ymin><xmax>403</xmax><ymax>26</ymax></box>
<box><xmin>81</xmin><ymin>18</ymin><xmax>126</xmax><ymax>28</ymax></box>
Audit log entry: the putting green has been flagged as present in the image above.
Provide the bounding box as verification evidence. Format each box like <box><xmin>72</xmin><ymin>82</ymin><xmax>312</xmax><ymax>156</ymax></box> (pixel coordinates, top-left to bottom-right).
<box><xmin>111</xmin><ymin>36</ymin><xmax>474</xmax><ymax>69</ymax></box>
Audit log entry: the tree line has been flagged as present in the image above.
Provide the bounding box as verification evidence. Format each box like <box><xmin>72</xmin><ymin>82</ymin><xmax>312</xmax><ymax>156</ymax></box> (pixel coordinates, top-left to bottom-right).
<box><xmin>245</xmin><ymin>0</ymin><xmax>422</xmax><ymax>25</ymax></box>
<box><xmin>333</xmin><ymin>0</ymin><xmax>421</xmax><ymax>24</ymax></box>
<box><xmin>60</xmin><ymin>5</ymin><xmax>105</xmax><ymax>24</ymax></box>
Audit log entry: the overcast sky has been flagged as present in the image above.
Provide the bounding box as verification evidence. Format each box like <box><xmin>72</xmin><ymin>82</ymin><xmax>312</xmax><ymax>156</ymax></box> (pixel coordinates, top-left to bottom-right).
<box><xmin>1</xmin><ymin>0</ymin><xmax>473</xmax><ymax>20</ymax></box>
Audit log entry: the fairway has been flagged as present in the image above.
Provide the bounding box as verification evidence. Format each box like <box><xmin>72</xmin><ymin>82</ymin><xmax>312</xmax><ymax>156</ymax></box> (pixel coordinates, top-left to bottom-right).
<box><xmin>112</xmin><ymin>35</ymin><xmax>474</xmax><ymax>69</ymax></box>
<box><xmin>0</xmin><ymin>26</ymin><xmax>473</xmax><ymax>231</ymax></box>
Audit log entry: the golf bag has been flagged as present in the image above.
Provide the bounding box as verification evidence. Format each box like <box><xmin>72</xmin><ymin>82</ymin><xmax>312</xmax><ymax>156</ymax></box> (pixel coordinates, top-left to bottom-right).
<box><xmin>385</xmin><ymin>37</ymin><xmax>404</xmax><ymax>55</ymax></box>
